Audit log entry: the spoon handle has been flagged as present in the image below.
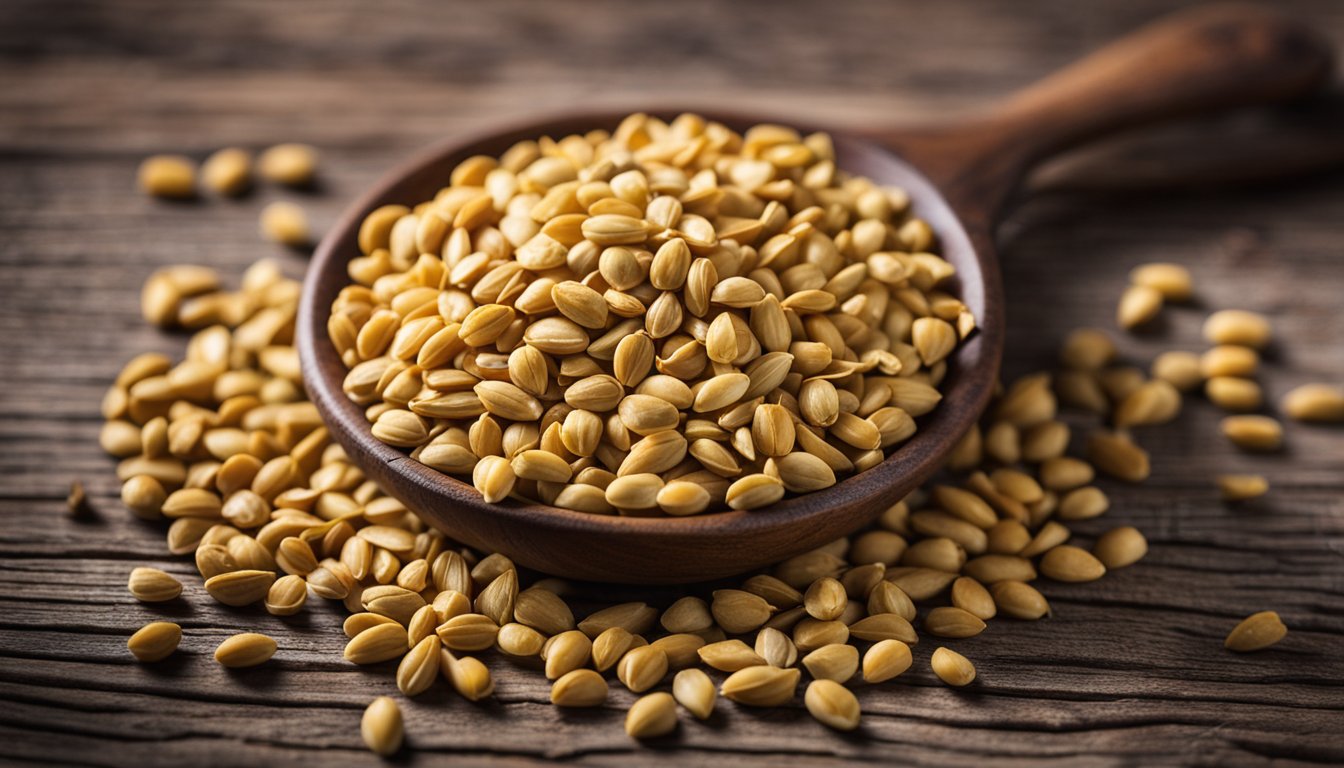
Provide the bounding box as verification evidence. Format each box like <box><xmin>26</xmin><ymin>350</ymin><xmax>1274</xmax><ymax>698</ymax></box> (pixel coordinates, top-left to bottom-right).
<box><xmin>878</xmin><ymin>4</ymin><xmax>1334</xmax><ymax>222</ymax></box>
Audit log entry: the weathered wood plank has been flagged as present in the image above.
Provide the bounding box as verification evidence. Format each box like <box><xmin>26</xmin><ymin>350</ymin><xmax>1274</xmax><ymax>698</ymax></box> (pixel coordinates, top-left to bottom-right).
<box><xmin>1</xmin><ymin>0</ymin><xmax>1343</xmax><ymax>764</ymax></box>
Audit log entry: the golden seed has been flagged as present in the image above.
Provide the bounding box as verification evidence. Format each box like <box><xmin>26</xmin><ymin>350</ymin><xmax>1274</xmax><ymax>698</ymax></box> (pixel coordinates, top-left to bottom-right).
<box><xmin>1205</xmin><ymin>376</ymin><xmax>1263</xmax><ymax>412</ymax></box>
<box><xmin>436</xmin><ymin>613</ymin><xmax>500</xmax><ymax>652</ymax></box>
<box><xmin>265</xmin><ymin>574</ymin><xmax>307</xmax><ymax>616</ymax></box>
<box><xmin>1117</xmin><ymin>285</ymin><xmax>1163</xmax><ymax>329</ymax></box>
<box><xmin>361</xmin><ymin>696</ymin><xmax>403</xmax><ymax>757</ymax></box>
<box><xmin>720</xmin><ymin>665</ymin><xmax>800</xmax><ymax>707</ymax></box>
<box><xmin>128</xmin><ymin>621</ymin><xmax>181</xmax><ymax>662</ymax></box>
<box><xmin>1059</xmin><ymin>328</ymin><xmax>1116</xmax><ymax>371</ymax></box>
<box><xmin>1224</xmin><ymin>611</ymin><xmax>1287</xmax><ymax>652</ymax></box>
<box><xmin>930</xmin><ymin>646</ymin><xmax>976</xmax><ymax>686</ymax></box>
<box><xmin>617</xmin><ymin>644</ymin><xmax>669</xmax><ymax>692</ymax></box>
<box><xmin>214</xmin><ymin>632</ymin><xmax>277</xmax><ymax>668</ymax></box>
<box><xmin>138</xmin><ymin>155</ymin><xmax>196</xmax><ymax>199</ymax></box>
<box><xmin>1221</xmin><ymin>415</ymin><xmax>1283</xmax><ymax>451</ymax></box>
<box><xmin>127</xmin><ymin>567</ymin><xmax>182</xmax><ymax>602</ymax></box>
<box><xmin>1086</xmin><ymin>431</ymin><xmax>1150</xmax><ymax>482</ymax></box>
<box><xmin>1203</xmin><ymin>309</ymin><xmax>1271</xmax><ymax>348</ymax></box>
<box><xmin>1281</xmin><ymin>383</ymin><xmax>1344</xmax><ymax>423</ymax></box>
<box><xmin>552</xmin><ymin>669</ymin><xmax>609</xmax><ymax>707</ymax></box>
<box><xmin>848</xmin><ymin>613</ymin><xmax>917</xmax><ymax>644</ymax></box>
<box><xmin>801</xmin><ymin>643</ymin><xmax>858</xmax><ymax>683</ymax></box>
<box><xmin>1040</xmin><ymin>545</ymin><xmax>1107</xmax><ymax>582</ymax></box>
<box><xmin>625</xmin><ymin>692</ymin><xmax>678</xmax><ymax>739</ymax></box>
<box><xmin>724</xmin><ymin>473</ymin><xmax>784</xmax><ymax>511</ymax></box>
<box><xmin>990</xmin><ymin>580</ymin><xmax>1050</xmax><ymax>620</ymax></box>
<box><xmin>650</xmin><ymin>633</ymin><xmax>706</xmax><ymax>669</ymax></box>
<box><xmin>711</xmin><ymin>589</ymin><xmax>773</xmax><ymax>634</ymax></box>
<box><xmin>926</xmin><ymin>606</ymin><xmax>987</xmax><ymax>638</ymax></box>
<box><xmin>804</xmin><ymin>679</ymin><xmax>860</xmax><ymax>731</ymax></box>
<box><xmin>950</xmin><ymin>576</ymin><xmax>996</xmax><ymax>620</ymax></box>
<box><xmin>1093</xmin><ymin>526</ymin><xmax>1148</xmax><ymax>569</ymax></box>
<box><xmin>346</xmin><ymin>622</ymin><xmax>413</xmax><ymax>664</ymax></box>
<box><xmin>258</xmin><ymin>143</ymin><xmax>317</xmax><ymax>187</ymax></box>
<box><xmin>1218</xmin><ymin>474</ymin><xmax>1269</xmax><ymax>501</ymax></box>
<box><xmin>698</xmin><ymin>639</ymin><xmax>767</xmax><ymax>672</ymax></box>
<box><xmin>443</xmin><ymin>652</ymin><xmax>495</xmax><ymax>701</ymax></box>
<box><xmin>861</xmin><ymin>639</ymin><xmax>912</xmax><ymax>683</ymax></box>
<box><xmin>1151</xmin><ymin>351</ymin><xmax>1203</xmax><ymax>392</ymax></box>
<box><xmin>513</xmin><ymin>587</ymin><xmax>575</xmax><ymax>635</ymax></box>
<box><xmin>201</xmin><ymin>147</ymin><xmax>251</xmax><ymax>196</ymax></box>
<box><xmin>396</xmin><ymin>636</ymin><xmax>442</xmax><ymax>696</ymax></box>
<box><xmin>754</xmin><ymin>627</ymin><xmax>798</xmax><ymax>668</ymax></box>
<box><xmin>204</xmin><ymin>569</ymin><xmax>276</xmax><ymax>607</ymax></box>
<box><xmin>672</xmin><ymin>668</ymin><xmax>716</xmax><ymax>720</ymax></box>
<box><xmin>545</xmin><ymin>629</ymin><xmax>594</xmax><ymax>680</ymax></box>
<box><xmin>1129</xmin><ymin>263</ymin><xmax>1192</xmax><ymax>301</ymax></box>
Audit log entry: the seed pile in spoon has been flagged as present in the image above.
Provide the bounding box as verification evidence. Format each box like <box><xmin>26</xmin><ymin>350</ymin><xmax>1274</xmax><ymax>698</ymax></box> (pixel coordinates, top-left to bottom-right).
<box><xmin>328</xmin><ymin>113</ymin><xmax>973</xmax><ymax>514</ymax></box>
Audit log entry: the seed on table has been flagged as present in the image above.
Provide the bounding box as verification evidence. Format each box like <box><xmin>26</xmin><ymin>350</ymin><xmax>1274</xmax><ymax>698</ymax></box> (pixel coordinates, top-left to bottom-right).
<box><xmin>711</xmin><ymin>589</ymin><xmax>774</xmax><ymax>634</ymax></box>
<box><xmin>1117</xmin><ymin>285</ymin><xmax>1163</xmax><ymax>330</ymax></box>
<box><xmin>1281</xmin><ymin>383</ymin><xmax>1344</xmax><ymax>423</ymax></box>
<box><xmin>698</xmin><ymin>639</ymin><xmax>766</xmax><ymax>672</ymax></box>
<box><xmin>861</xmin><ymin>639</ymin><xmax>912</xmax><ymax>683</ymax></box>
<box><xmin>138</xmin><ymin>155</ymin><xmax>196</xmax><ymax>199</ymax></box>
<box><xmin>1129</xmin><ymin>262</ymin><xmax>1192</xmax><ymax>301</ymax></box>
<box><xmin>258</xmin><ymin>143</ymin><xmax>318</xmax><ymax>187</ymax></box>
<box><xmin>1225</xmin><ymin>611</ymin><xmax>1287</xmax><ymax>652</ymax></box>
<box><xmin>1221</xmin><ymin>415</ymin><xmax>1283</xmax><ymax>451</ymax></box>
<box><xmin>720</xmin><ymin>665</ymin><xmax>801</xmax><ymax>707</ymax></box>
<box><xmin>1086</xmin><ymin>431</ymin><xmax>1150</xmax><ymax>482</ymax></box>
<box><xmin>551</xmin><ymin>668</ymin><xmax>609</xmax><ymax>707</ymax></box>
<box><xmin>801</xmin><ymin>643</ymin><xmax>859</xmax><ymax>683</ymax></box>
<box><xmin>1218</xmin><ymin>474</ymin><xmax>1269</xmax><ymax>501</ymax></box>
<box><xmin>127</xmin><ymin>621</ymin><xmax>181</xmax><ymax>662</ymax></box>
<box><xmin>201</xmin><ymin>147</ymin><xmax>251</xmax><ymax>196</ymax></box>
<box><xmin>1205</xmin><ymin>376</ymin><xmax>1263</xmax><ymax>412</ymax></box>
<box><xmin>650</xmin><ymin>633</ymin><xmax>705</xmax><ymax>669</ymax></box>
<box><xmin>259</xmin><ymin>201</ymin><xmax>310</xmax><ymax>247</ymax></box>
<box><xmin>805</xmin><ymin>679</ymin><xmax>861</xmax><ymax>731</ymax></box>
<box><xmin>616</xmin><ymin>644</ymin><xmax>668</xmax><ymax>692</ymax></box>
<box><xmin>442</xmin><ymin>652</ymin><xmax>495</xmax><ymax>701</ymax></box>
<box><xmin>346</xmin><ymin>622</ymin><xmax>412</xmax><ymax>664</ymax></box>
<box><xmin>1040</xmin><ymin>545</ymin><xmax>1107</xmax><ymax>582</ymax></box>
<box><xmin>672</xmin><ymin>668</ymin><xmax>716</xmax><ymax>720</ymax></box>
<box><xmin>1203</xmin><ymin>309</ymin><xmax>1271</xmax><ymax>348</ymax></box>
<box><xmin>930</xmin><ymin>647</ymin><xmax>976</xmax><ymax>687</ymax></box>
<box><xmin>204</xmin><ymin>569</ymin><xmax>275</xmax><ymax>606</ymax></box>
<box><xmin>989</xmin><ymin>580</ymin><xmax>1050</xmax><ymax>620</ymax></box>
<box><xmin>950</xmin><ymin>576</ymin><xmax>996</xmax><ymax>620</ymax></box>
<box><xmin>396</xmin><ymin>636</ymin><xmax>441</xmax><ymax>696</ymax></box>
<box><xmin>127</xmin><ymin>567</ymin><xmax>182</xmax><ymax>602</ymax></box>
<box><xmin>214</xmin><ymin>632</ymin><xmax>277</xmax><ymax>668</ymax></box>
<box><xmin>361</xmin><ymin>696</ymin><xmax>403</xmax><ymax>757</ymax></box>
<box><xmin>625</xmin><ymin>692</ymin><xmax>678</xmax><ymax>739</ymax></box>
<box><xmin>847</xmin><ymin>613</ymin><xmax>917</xmax><ymax>644</ymax></box>
<box><xmin>1059</xmin><ymin>328</ymin><xmax>1115</xmax><ymax>371</ymax></box>
<box><xmin>925</xmin><ymin>606</ymin><xmax>987</xmax><ymax>638</ymax></box>
<box><xmin>545</xmin><ymin>630</ymin><xmax>594</xmax><ymax>681</ymax></box>
<box><xmin>1151</xmin><ymin>351</ymin><xmax>1203</xmax><ymax>392</ymax></box>
<box><xmin>1093</xmin><ymin>526</ymin><xmax>1148</xmax><ymax>569</ymax></box>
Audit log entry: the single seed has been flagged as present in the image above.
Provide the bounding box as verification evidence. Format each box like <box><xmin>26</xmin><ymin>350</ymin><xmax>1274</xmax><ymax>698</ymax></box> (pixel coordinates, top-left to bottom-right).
<box><xmin>930</xmin><ymin>647</ymin><xmax>975</xmax><ymax>687</ymax></box>
<box><xmin>551</xmin><ymin>669</ymin><xmax>609</xmax><ymax>707</ymax></box>
<box><xmin>214</xmin><ymin>632</ymin><xmax>277</xmax><ymax>668</ymax></box>
<box><xmin>128</xmin><ymin>621</ymin><xmax>181</xmax><ymax>662</ymax></box>
<box><xmin>672</xmin><ymin>668</ymin><xmax>716</xmax><ymax>720</ymax></box>
<box><xmin>1218</xmin><ymin>474</ymin><xmax>1269</xmax><ymax>501</ymax></box>
<box><xmin>720</xmin><ymin>665</ymin><xmax>800</xmax><ymax>707</ymax></box>
<box><xmin>1221</xmin><ymin>415</ymin><xmax>1283</xmax><ymax>451</ymax></box>
<box><xmin>625</xmin><ymin>692</ymin><xmax>678</xmax><ymax>739</ymax></box>
<box><xmin>1203</xmin><ymin>309</ymin><xmax>1271</xmax><ymax>348</ymax></box>
<box><xmin>801</xmin><ymin>643</ymin><xmax>858</xmax><ymax>683</ymax></box>
<box><xmin>361</xmin><ymin>696</ymin><xmax>403</xmax><ymax>757</ymax></box>
<box><xmin>1117</xmin><ymin>285</ymin><xmax>1163</xmax><ymax>329</ymax></box>
<box><xmin>804</xmin><ymin>679</ymin><xmax>860</xmax><ymax>731</ymax></box>
<box><xmin>861</xmin><ymin>639</ymin><xmax>912</xmax><ymax>683</ymax></box>
<box><xmin>127</xmin><ymin>567</ymin><xmax>183</xmax><ymax>602</ymax></box>
<box><xmin>1040</xmin><ymin>545</ymin><xmax>1107</xmax><ymax>582</ymax></box>
<box><xmin>258</xmin><ymin>143</ymin><xmax>318</xmax><ymax>187</ymax></box>
<box><xmin>1129</xmin><ymin>263</ymin><xmax>1192</xmax><ymax>301</ymax></box>
<box><xmin>1281</xmin><ymin>383</ymin><xmax>1344</xmax><ymax>423</ymax></box>
<box><xmin>1224</xmin><ymin>611</ymin><xmax>1287</xmax><ymax>652</ymax></box>
<box><xmin>138</xmin><ymin>155</ymin><xmax>196</xmax><ymax>199</ymax></box>
<box><xmin>259</xmin><ymin>201</ymin><xmax>310</xmax><ymax>247</ymax></box>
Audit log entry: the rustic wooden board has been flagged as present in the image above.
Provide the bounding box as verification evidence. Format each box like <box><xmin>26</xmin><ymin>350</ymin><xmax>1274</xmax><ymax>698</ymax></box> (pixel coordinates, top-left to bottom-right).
<box><xmin>1</xmin><ymin>0</ymin><xmax>1343</xmax><ymax>765</ymax></box>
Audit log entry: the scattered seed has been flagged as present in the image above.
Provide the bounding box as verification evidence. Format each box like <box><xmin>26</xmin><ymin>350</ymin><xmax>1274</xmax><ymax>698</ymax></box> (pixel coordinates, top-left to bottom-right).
<box><xmin>1218</xmin><ymin>474</ymin><xmax>1269</xmax><ymax>501</ymax></box>
<box><xmin>361</xmin><ymin>696</ymin><xmax>403</xmax><ymax>757</ymax></box>
<box><xmin>930</xmin><ymin>647</ymin><xmax>976</xmax><ymax>687</ymax></box>
<box><xmin>804</xmin><ymin>679</ymin><xmax>860</xmax><ymax>731</ymax></box>
<box><xmin>128</xmin><ymin>621</ymin><xmax>181</xmax><ymax>662</ymax></box>
<box><xmin>214</xmin><ymin>632</ymin><xmax>277</xmax><ymax>668</ymax></box>
<box><xmin>1225</xmin><ymin>611</ymin><xmax>1287</xmax><ymax>652</ymax></box>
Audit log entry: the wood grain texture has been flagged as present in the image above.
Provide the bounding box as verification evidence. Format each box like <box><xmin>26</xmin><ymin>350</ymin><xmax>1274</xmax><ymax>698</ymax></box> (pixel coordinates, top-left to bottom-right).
<box><xmin>1</xmin><ymin>0</ymin><xmax>1343</xmax><ymax>765</ymax></box>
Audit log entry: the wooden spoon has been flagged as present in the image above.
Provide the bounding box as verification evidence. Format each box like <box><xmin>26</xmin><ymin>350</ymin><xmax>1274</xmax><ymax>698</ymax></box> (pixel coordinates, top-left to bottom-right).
<box><xmin>297</xmin><ymin>4</ymin><xmax>1331</xmax><ymax>584</ymax></box>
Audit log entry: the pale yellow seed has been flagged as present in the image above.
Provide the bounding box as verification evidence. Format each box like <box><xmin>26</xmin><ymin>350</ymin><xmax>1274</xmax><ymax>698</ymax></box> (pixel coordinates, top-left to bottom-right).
<box><xmin>720</xmin><ymin>665</ymin><xmax>800</xmax><ymax>707</ymax></box>
<box><xmin>201</xmin><ymin>147</ymin><xmax>251</xmax><ymax>196</ymax></box>
<box><xmin>1117</xmin><ymin>285</ymin><xmax>1163</xmax><ymax>329</ymax></box>
<box><xmin>930</xmin><ymin>647</ymin><xmax>975</xmax><ymax>686</ymax></box>
<box><xmin>1129</xmin><ymin>262</ymin><xmax>1192</xmax><ymax>301</ymax></box>
<box><xmin>804</xmin><ymin>679</ymin><xmax>860</xmax><ymax>731</ymax></box>
<box><xmin>1224</xmin><ymin>611</ymin><xmax>1287</xmax><ymax>652</ymax></box>
<box><xmin>361</xmin><ymin>696</ymin><xmax>403</xmax><ymax>757</ymax></box>
<box><xmin>1218</xmin><ymin>474</ymin><xmax>1269</xmax><ymax>501</ymax></box>
<box><xmin>801</xmin><ymin>643</ymin><xmax>858</xmax><ymax>683</ymax></box>
<box><xmin>672</xmin><ymin>668</ymin><xmax>716</xmax><ymax>720</ymax></box>
<box><xmin>1206</xmin><ymin>376</ymin><xmax>1262</xmax><ymax>412</ymax></box>
<box><xmin>861</xmin><ymin>639</ymin><xmax>912</xmax><ymax>683</ymax></box>
<box><xmin>990</xmin><ymin>580</ymin><xmax>1050</xmax><ymax>620</ymax></box>
<box><xmin>1281</xmin><ymin>383</ymin><xmax>1344</xmax><ymax>423</ymax></box>
<box><xmin>214</xmin><ymin>632</ymin><xmax>277</xmax><ymax>668</ymax></box>
<box><xmin>1221</xmin><ymin>415</ymin><xmax>1283</xmax><ymax>451</ymax></box>
<box><xmin>1093</xmin><ymin>526</ymin><xmax>1147</xmax><ymax>569</ymax></box>
<box><xmin>128</xmin><ymin>621</ymin><xmax>181</xmax><ymax>662</ymax></box>
<box><xmin>625</xmin><ymin>692</ymin><xmax>678</xmax><ymax>739</ymax></box>
<box><xmin>138</xmin><ymin>155</ymin><xmax>196</xmax><ymax>199</ymax></box>
<box><xmin>259</xmin><ymin>201</ymin><xmax>310</xmax><ymax>247</ymax></box>
<box><xmin>1040</xmin><ymin>545</ymin><xmax>1107</xmax><ymax>582</ymax></box>
<box><xmin>1203</xmin><ymin>309</ymin><xmax>1271</xmax><ymax>348</ymax></box>
<box><xmin>127</xmin><ymin>567</ymin><xmax>183</xmax><ymax>602</ymax></box>
<box><xmin>551</xmin><ymin>668</ymin><xmax>609</xmax><ymax>707</ymax></box>
<box><xmin>258</xmin><ymin>143</ymin><xmax>318</xmax><ymax>187</ymax></box>
<box><xmin>1151</xmin><ymin>350</ymin><xmax>1203</xmax><ymax>392</ymax></box>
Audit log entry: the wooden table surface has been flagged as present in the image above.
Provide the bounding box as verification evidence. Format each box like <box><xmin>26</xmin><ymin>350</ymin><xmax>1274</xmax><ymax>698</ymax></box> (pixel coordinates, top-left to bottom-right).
<box><xmin>2</xmin><ymin>1</ymin><xmax>1343</xmax><ymax>765</ymax></box>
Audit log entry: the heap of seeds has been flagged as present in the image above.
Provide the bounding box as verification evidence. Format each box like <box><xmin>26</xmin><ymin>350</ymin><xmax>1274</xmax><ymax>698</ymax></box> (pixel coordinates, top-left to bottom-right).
<box><xmin>327</xmin><ymin>113</ymin><xmax>973</xmax><ymax>515</ymax></box>
<box><xmin>105</xmin><ymin>189</ymin><xmax>1324</xmax><ymax>755</ymax></box>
